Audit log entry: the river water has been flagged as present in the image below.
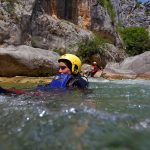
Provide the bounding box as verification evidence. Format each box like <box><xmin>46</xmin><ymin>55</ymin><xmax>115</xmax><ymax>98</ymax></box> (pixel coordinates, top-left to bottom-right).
<box><xmin>0</xmin><ymin>78</ymin><xmax>150</xmax><ymax>150</ymax></box>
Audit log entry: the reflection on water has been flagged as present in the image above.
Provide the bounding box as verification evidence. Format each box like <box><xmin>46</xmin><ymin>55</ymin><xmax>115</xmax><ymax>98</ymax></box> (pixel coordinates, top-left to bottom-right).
<box><xmin>0</xmin><ymin>79</ymin><xmax>150</xmax><ymax>150</ymax></box>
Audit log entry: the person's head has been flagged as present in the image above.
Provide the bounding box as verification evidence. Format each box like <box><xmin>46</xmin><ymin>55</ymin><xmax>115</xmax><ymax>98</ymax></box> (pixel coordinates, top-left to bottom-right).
<box><xmin>58</xmin><ymin>54</ymin><xmax>81</xmax><ymax>75</ymax></box>
<box><xmin>93</xmin><ymin>61</ymin><xmax>97</xmax><ymax>65</ymax></box>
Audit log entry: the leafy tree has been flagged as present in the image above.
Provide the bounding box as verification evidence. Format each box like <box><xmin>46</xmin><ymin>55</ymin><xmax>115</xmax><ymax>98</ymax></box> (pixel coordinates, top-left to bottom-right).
<box><xmin>120</xmin><ymin>27</ymin><xmax>150</xmax><ymax>56</ymax></box>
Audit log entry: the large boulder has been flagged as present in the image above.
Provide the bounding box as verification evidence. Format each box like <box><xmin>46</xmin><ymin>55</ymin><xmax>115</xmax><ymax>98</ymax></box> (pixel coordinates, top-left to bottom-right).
<box><xmin>0</xmin><ymin>45</ymin><xmax>59</xmax><ymax>77</ymax></box>
<box><xmin>103</xmin><ymin>51</ymin><xmax>150</xmax><ymax>79</ymax></box>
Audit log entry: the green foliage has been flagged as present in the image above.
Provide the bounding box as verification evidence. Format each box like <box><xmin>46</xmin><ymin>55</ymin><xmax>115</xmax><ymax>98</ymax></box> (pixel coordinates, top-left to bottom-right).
<box><xmin>1</xmin><ymin>0</ymin><xmax>16</xmax><ymax>14</ymax></box>
<box><xmin>145</xmin><ymin>10</ymin><xmax>150</xmax><ymax>16</ymax></box>
<box><xmin>77</xmin><ymin>40</ymin><xmax>99</xmax><ymax>59</ymax></box>
<box><xmin>97</xmin><ymin>0</ymin><xmax>116</xmax><ymax>24</ymax></box>
<box><xmin>136</xmin><ymin>0</ymin><xmax>142</xmax><ymax>7</ymax></box>
<box><xmin>119</xmin><ymin>27</ymin><xmax>150</xmax><ymax>56</ymax></box>
<box><xmin>94</xmin><ymin>32</ymin><xmax>114</xmax><ymax>44</ymax></box>
<box><xmin>77</xmin><ymin>33</ymin><xmax>111</xmax><ymax>62</ymax></box>
<box><xmin>1</xmin><ymin>0</ymin><xmax>18</xmax><ymax>3</ymax></box>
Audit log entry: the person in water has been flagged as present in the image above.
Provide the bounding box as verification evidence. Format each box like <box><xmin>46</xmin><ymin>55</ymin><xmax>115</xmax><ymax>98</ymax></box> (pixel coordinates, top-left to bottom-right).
<box><xmin>90</xmin><ymin>61</ymin><xmax>103</xmax><ymax>77</ymax></box>
<box><xmin>0</xmin><ymin>54</ymin><xmax>88</xmax><ymax>94</ymax></box>
<box><xmin>58</xmin><ymin>53</ymin><xmax>88</xmax><ymax>88</ymax></box>
<box><xmin>36</xmin><ymin>54</ymin><xmax>88</xmax><ymax>91</ymax></box>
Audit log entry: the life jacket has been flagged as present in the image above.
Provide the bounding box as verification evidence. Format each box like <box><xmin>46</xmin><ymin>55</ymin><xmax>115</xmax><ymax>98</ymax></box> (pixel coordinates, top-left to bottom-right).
<box><xmin>67</xmin><ymin>76</ymin><xmax>88</xmax><ymax>89</ymax></box>
<box><xmin>36</xmin><ymin>74</ymin><xmax>72</xmax><ymax>91</ymax></box>
<box><xmin>91</xmin><ymin>65</ymin><xmax>99</xmax><ymax>73</ymax></box>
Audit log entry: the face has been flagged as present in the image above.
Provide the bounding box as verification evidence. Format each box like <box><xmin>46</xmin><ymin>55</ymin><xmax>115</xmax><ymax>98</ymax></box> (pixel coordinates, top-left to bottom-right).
<box><xmin>58</xmin><ymin>62</ymin><xmax>72</xmax><ymax>74</ymax></box>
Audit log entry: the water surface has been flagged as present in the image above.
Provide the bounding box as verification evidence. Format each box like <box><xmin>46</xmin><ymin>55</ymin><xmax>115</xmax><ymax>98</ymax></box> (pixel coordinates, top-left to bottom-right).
<box><xmin>0</xmin><ymin>78</ymin><xmax>150</xmax><ymax>150</ymax></box>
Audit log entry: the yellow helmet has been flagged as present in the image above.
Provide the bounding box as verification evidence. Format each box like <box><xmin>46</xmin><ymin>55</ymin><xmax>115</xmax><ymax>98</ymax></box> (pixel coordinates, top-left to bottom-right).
<box><xmin>58</xmin><ymin>54</ymin><xmax>81</xmax><ymax>74</ymax></box>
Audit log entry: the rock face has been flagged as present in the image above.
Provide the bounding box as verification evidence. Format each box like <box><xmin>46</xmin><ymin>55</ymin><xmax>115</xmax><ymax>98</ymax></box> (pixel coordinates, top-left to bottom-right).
<box><xmin>30</xmin><ymin>0</ymin><xmax>93</xmax><ymax>51</ymax></box>
<box><xmin>91</xmin><ymin>2</ymin><xmax>118</xmax><ymax>45</ymax></box>
<box><xmin>0</xmin><ymin>0</ymin><xmax>149</xmax><ymax>77</ymax></box>
<box><xmin>111</xmin><ymin>0</ymin><xmax>150</xmax><ymax>34</ymax></box>
<box><xmin>0</xmin><ymin>45</ymin><xmax>59</xmax><ymax>77</ymax></box>
<box><xmin>1</xmin><ymin>0</ymin><xmax>149</xmax><ymax>48</ymax></box>
<box><xmin>0</xmin><ymin>0</ymin><xmax>93</xmax><ymax>50</ymax></box>
<box><xmin>31</xmin><ymin>14</ymin><xmax>93</xmax><ymax>51</ymax></box>
<box><xmin>0</xmin><ymin>0</ymin><xmax>36</xmax><ymax>46</ymax></box>
<box><xmin>48</xmin><ymin>0</ymin><xmax>91</xmax><ymax>28</ymax></box>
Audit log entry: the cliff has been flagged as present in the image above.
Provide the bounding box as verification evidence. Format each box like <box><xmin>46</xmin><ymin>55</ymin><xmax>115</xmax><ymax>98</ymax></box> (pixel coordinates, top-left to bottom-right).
<box><xmin>0</xmin><ymin>0</ymin><xmax>150</xmax><ymax>77</ymax></box>
<box><xmin>0</xmin><ymin>0</ymin><xmax>149</xmax><ymax>49</ymax></box>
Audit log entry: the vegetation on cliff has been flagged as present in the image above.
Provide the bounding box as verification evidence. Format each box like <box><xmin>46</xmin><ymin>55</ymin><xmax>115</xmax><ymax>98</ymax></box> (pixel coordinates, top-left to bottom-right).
<box><xmin>1</xmin><ymin>0</ymin><xmax>19</xmax><ymax>20</ymax></box>
<box><xmin>77</xmin><ymin>33</ymin><xmax>113</xmax><ymax>62</ymax></box>
<box><xmin>1</xmin><ymin>0</ymin><xmax>16</xmax><ymax>2</ymax></box>
<box><xmin>119</xmin><ymin>27</ymin><xmax>150</xmax><ymax>56</ymax></box>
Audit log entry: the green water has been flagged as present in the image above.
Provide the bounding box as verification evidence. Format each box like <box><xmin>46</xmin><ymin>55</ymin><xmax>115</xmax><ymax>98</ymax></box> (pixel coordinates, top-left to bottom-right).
<box><xmin>0</xmin><ymin>78</ymin><xmax>150</xmax><ymax>150</ymax></box>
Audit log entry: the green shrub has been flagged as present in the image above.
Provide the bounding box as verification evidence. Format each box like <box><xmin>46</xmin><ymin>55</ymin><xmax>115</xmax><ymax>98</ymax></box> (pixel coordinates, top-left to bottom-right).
<box><xmin>145</xmin><ymin>10</ymin><xmax>150</xmax><ymax>16</ymax></box>
<box><xmin>119</xmin><ymin>27</ymin><xmax>150</xmax><ymax>56</ymax></box>
<box><xmin>135</xmin><ymin>0</ymin><xmax>142</xmax><ymax>7</ymax></box>
<box><xmin>77</xmin><ymin>33</ymin><xmax>110</xmax><ymax>62</ymax></box>
<box><xmin>1</xmin><ymin>0</ymin><xmax>18</xmax><ymax>3</ymax></box>
<box><xmin>77</xmin><ymin>40</ymin><xmax>99</xmax><ymax>60</ymax></box>
<box><xmin>1</xmin><ymin>0</ymin><xmax>16</xmax><ymax>14</ymax></box>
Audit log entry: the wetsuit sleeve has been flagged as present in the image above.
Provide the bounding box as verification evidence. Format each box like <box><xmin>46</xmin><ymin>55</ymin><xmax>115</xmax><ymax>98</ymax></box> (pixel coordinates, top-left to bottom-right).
<box><xmin>0</xmin><ymin>87</ymin><xmax>10</xmax><ymax>94</ymax></box>
<box><xmin>0</xmin><ymin>87</ymin><xmax>25</xmax><ymax>95</ymax></box>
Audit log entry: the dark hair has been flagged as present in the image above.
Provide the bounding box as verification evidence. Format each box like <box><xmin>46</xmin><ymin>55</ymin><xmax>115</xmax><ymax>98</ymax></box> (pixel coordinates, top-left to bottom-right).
<box><xmin>58</xmin><ymin>59</ymin><xmax>72</xmax><ymax>71</ymax></box>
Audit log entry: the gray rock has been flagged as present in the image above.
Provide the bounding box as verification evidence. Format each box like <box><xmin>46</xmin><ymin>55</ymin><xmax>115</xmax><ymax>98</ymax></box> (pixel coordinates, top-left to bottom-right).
<box><xmin>104</xmin><ymin>51</ymin><xmax>150</xmax><ymax>79</ymax></box>
<box><xmin>31</xmin><ymin>14</ymin><xmax>93</xmax><ymax>52</ymax></box>
<box><xmin>111</xmin><ymin>0</ymin><xmax>150</xmax><ymax>34</ymax></box>
<box><xmin>0</xmin><ymin>45</ymin><xmax>59</xmax><ymax>77</ymax></box>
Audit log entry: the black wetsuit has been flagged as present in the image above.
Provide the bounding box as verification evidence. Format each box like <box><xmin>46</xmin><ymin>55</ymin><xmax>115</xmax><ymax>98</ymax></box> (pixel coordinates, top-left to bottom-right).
<box><xmin>67</xmin><ymin>74</ymin><xmax>88</xmax><ymax>89</ymax></box>
<box><xmin>0</xmin><ymin>87</ymin><xmax>25</xmax><ymax>95</ymax></box>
